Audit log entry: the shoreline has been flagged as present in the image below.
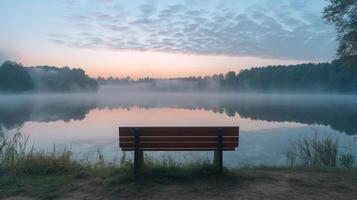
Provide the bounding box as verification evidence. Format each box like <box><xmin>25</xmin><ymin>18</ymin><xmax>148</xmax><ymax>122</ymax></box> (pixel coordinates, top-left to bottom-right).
<box><xmin>1</xmin><ymin>166</ymin><xmax>357</xmax><ymax>200</ymax></box>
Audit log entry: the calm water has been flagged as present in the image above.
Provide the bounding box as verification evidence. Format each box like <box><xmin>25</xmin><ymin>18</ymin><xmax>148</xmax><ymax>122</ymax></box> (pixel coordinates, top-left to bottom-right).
<box><xmin>1</xmin><ymin>89</ymin><xmax>357</xmax><ymax>168</ymax></box>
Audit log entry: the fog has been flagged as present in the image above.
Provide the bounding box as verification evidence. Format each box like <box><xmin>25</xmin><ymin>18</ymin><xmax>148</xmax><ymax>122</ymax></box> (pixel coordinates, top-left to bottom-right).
<box><xmin>2</xmin><ymin>87</ymin><xmax>357</xmax><ymax>166</ymax></box>
<box><xmin>99</xmin><ymin>79</ymin><xmax>221</xmax><ymax>93</ymax></box>
<box><xmin>1</xmin><ymin>86</ymin><xmax>357</xmax><ymax>135</ymax></box>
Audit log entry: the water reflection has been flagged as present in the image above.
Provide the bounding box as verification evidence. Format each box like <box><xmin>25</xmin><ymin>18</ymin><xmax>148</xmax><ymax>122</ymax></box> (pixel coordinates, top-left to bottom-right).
<box><xmin>1</xmin><ymin>92</ymin><xmax>357</xmax><ymax>135</ymax></box>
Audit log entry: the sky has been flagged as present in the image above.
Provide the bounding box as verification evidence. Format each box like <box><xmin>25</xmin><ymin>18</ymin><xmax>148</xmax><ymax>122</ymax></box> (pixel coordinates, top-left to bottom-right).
<box><xmin>0</xmin><ymin>0</ymin><xmax>337</xmax><ymax>78</ymax></box>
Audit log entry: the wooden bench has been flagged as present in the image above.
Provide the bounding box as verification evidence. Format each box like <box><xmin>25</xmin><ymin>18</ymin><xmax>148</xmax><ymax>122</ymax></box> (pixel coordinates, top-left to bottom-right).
<box><xmin>119</xmin><ymin>126</ymin><xmax>239</xmax><ymax>174</ymax></box>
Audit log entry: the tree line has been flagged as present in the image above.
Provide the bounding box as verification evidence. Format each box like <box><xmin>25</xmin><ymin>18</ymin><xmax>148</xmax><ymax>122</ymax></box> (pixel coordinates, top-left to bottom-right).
<box><xmin>1</xmin><ymin>56</ymin><xmax>356</xmax><ymax>93</ymax></box>
<box><xmin>0</xmin><ymin>61</ymin><xmax>98</xmax><ymax>93</ymax></box>
<box><xmin>98</xmin><ymin>56</ymin><xmax>357</xmax><ymax>93</ymax></box>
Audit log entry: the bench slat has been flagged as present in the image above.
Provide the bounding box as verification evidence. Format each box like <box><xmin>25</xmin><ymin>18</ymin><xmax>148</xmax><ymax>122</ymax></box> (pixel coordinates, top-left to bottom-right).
<box><xmin>119</xmin><ymin>141</ymin><xmax>238</xmax><ymax>147</ymax></box>
<box><xmin>120</xmin><ymin>142</ymin><xmax>237</xmax><ymax>149</ymax></box>
<box><xmin>119</xmin><ymin>136</ymin><xmax>238</xmax><ymax>143</ymax></box>
<box><xmin>121</xmin><ymin>148</ymin><xmax>236</xmax><ymax>151</ymax></box>
<box><xmin>119</xmin><ymin>127</ymin><xmax>238</xmax><ymax>137</ymax></box>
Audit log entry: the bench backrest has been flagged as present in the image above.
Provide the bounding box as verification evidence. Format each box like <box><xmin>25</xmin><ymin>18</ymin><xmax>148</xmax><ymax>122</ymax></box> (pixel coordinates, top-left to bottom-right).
<box><xmin>119</xmin><ymin>126</ymin><xmax>239</xmax><ymax>151</ymax></box>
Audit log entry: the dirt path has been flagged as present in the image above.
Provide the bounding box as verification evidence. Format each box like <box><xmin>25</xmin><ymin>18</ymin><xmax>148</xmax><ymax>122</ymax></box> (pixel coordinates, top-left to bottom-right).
<box><xmin>3</xmin><ymin>170</ymin><xmax>357</xmax><ymax>200</ymax></box>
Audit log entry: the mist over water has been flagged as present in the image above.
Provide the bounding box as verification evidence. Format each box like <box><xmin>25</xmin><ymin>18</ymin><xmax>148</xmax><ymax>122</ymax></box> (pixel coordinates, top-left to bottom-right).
<box><xmin>1</xmin><ymin>86</ymin><xmax>357</xmax><ymax>167</ymax></box>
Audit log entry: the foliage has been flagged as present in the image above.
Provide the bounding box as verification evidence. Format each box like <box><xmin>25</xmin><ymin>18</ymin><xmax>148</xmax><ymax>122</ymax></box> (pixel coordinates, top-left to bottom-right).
<box><xmin>98</xmin><ymin>56</ymin><xmax>357</xmax><ymax>93</ymax></box>
<box><xmin>0</xmin><ymin>61</ymin><xmax>34</xmax><ymax>92</ymax></box>
<box><xmin>27</xmin><ymin>65</ymin><xmax>99</xmax><ymax>92</ymax></box>
<box><xmin>323</xmin><ymin>0</ymin><xmax>357</xmax><ymax>57</ymax></box>
<box><xmin>0</xmin><ymin>61</ymin><xmax>99</xmax><ymax>93</ymax></box>
<box><xmin>237</xmin><ymin>57</ymin><xmax>357</xmax><ymax>92</ymax></box>
<box><xmin>1</xmin><ymin>56</ymin><xmax>356</xmax><ymax>94</ymax></box>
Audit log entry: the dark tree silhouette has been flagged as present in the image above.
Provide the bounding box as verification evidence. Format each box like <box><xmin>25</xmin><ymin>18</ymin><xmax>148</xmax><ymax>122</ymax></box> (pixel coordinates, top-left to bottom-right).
<box><xmin>0</xmin><ymin>61</ymin><xmax>34</xmax><ymax>92</ymax></box>
<box><xmin>27</xmin><ymin>66</ymin><xmax>99</xmax><ymax>92</ymax></box>
<box><xmin>97</xmin><ymin>56</ymin><xmax>357</xmax><ymax>93</ymax></box>
<box><xmin>0</xmin><ymin>61</ymin><xmax>99</xmax><ymax>93</ymax></box>
<box><xmin>323</xmin><ymin>0</ymin><xmax>357</xmax><ymax>57</ymax></box>
<box><xmin>236</xmin><ymin>56</ymin><xmax>357</xmax><ymax>92</ymax></box>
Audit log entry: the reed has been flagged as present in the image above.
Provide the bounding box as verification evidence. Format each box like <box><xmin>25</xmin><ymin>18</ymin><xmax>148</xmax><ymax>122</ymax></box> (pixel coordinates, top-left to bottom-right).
<box><xmin>285</xmin><ymin>131</ymin><xmax>355</xmax><ymax>168</ymax></box>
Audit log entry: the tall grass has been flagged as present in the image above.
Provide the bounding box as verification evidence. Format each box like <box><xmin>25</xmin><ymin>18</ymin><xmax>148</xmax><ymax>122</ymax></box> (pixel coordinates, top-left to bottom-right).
<box><xmin>285</xmin><ymin>130</ymin><xmax>356</xmax><ymax>168</ymax></box>
<box><xmin>0</xmin><ymin>130</ymin><xmax>219</xmax><ymax>178</ymax></box>
<box><xmin>0</xmin><ymin>130</ymin><xmax>83</xmax><ymax>175</ymax></box>
<box><xmin>0</xmin><ymin>130</ymin><xmax>125</xmax><ymax>176</ymax></box>
<box><xmin>0</xmin><ymin>130</ymin><xmax>33</xmax><ymax>168</ymax></box>
<box><xmin>3</xmin><ymin>128</ymin><xmax>355</xmax><ymax>179</ymax></box>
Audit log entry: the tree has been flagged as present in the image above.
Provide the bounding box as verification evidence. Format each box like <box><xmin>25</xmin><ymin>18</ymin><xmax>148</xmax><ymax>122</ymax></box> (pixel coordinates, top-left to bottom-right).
<box><xmin>0</xmin><ymin>61</ymin><xmax>34</xmax><ymax>92</ymax></box>
<box><xmin>26</xmin><ymin>66</ymin><xmax>99</xmax><ymax>92</ymax></box>
<box><xmin>323</xmin><ymin>0</ymin><xmax>357</xmax><ymax>57</ymax></box>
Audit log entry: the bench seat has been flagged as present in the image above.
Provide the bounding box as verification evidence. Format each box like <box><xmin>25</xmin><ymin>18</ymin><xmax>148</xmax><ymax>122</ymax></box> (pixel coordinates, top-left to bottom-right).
<box><xmin>119</xmin><ymin>126</ymin><xmax>239</xmax><ymax>174</ymax></box>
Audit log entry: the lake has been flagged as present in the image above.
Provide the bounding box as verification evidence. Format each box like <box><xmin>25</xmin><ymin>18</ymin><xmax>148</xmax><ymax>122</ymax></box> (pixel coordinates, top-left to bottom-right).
<box><xmin>1</xmin><ymin>89</ymin><xmax>357</xmax><ymax>168</ymax></box>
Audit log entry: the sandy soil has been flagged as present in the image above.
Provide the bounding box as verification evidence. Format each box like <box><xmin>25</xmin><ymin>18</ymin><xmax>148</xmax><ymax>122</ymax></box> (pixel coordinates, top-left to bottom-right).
<box><xmin>3</xmin><ymin>170</ymin><xmax>357</xmax><ymax>200</ymax></box>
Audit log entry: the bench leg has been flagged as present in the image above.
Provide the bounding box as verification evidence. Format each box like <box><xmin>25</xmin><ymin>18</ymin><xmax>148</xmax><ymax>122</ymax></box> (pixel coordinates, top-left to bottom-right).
<box><xmin>133</xmin><ymin>128</ymin><xmax>144</xmax><ymax>176</ymax></box>
<box><xmin>120</xmin><ymin>151</ymin><xmax>126</xmax><ymax>165</ymax></box>
<box><xmin>213</xmin><ymin>150</ymin><xmax>223</xmax><ymax>173</ymax></box>
<box><xmin>134</xmin><ymin>150</ymin><xmax>144</xmax><ymax>175</ymax></box>
<box><xmin>215</xmin><ymin>128</ymin><xmax>223</xmax><ymax>173</ymax></box>
<box><xmin>139</xmin><ymin>150</ymin><xmax>144</xmax><ymax>172</ymax></box>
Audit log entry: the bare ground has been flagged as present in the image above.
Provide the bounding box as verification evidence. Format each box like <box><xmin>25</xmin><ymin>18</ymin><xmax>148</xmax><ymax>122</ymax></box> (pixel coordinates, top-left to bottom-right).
<box><xmin>3</xmin><ymin>170</ymin><xmax>357</xmax><ymax>200</ymax></box>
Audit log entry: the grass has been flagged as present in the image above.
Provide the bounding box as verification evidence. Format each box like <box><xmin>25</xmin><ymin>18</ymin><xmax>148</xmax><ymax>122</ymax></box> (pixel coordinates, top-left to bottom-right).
<box><xmin>285</xmin><ymin>129</ymin><xmax>356</xmax><ymax>168</ymax></box>
<box><xmin>0</xmin><ymin>131</ymin><xmax>236</xmax><ymax>198</ymax></box>
<box><xmin>0</xmin><ymin>131</ymin><xmax>83</xmax><ymax>175</ymax></box>
<box><xmin>1</xmin><ymin>130</ymin><xmax>357</xmax><ymax>199</ymax></box>
<box><xmin>106</xmin><ymin>156</ymin><xmax>235</xmax><ymax>185</ymax></box>
<box><xmin>0</xmin><ymin>130</ymin><xmax>120</xmax><ymax>199</ymax></box>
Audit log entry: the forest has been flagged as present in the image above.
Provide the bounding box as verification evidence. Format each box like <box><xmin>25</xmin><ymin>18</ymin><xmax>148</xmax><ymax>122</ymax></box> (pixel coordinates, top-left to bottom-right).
<box><xmin>0</xmin><ymin>61</ymin><xmax>98</xmax><ymax>92</ymax></box>
<box><xmin>98</xmin><ymin>56</ymin><xmax>357</xmax><ymax>93</ymax></box>
<box><xmin>1</xmin><ymin>56</ymin><xmax>356</xmax><ymax>93</ymax></box>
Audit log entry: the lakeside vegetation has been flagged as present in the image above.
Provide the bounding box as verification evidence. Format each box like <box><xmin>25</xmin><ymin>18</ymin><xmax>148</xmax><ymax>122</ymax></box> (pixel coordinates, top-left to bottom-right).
<box><xmin>1</xmin><ymin>130</ymin><xmax>356</xmax><ymax>199</ymax></box>
<box><xmin>285</xmin><ymin>130</ymin><xmax>356</xmax><ymax>168</ymax></box>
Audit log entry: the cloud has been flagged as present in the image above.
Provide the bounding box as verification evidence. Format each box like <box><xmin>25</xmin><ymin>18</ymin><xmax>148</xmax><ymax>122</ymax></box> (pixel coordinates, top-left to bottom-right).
<box><xmin>138</xmin><ymin>3</ymin><xmax>156</xmax><ymax>17</ymax></box>
<box><xmin>51</xmin><ymin>0</ymin><xmax>337</xmax><ymax>61</ymax></box>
